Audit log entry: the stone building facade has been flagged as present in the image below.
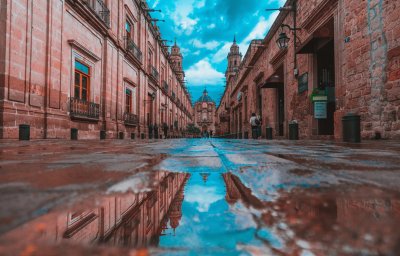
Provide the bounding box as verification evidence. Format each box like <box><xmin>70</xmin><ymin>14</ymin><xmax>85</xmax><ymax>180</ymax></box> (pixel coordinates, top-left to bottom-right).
<box><xmin>194</xmin><ymin>89</ymin><xmax>216</xmax><ymax>134</ymax></box>
<box><xmin>0</xmin><ymin>0</ymin><xmax>193</xmax><ymax>140</ymax></box>
<box><xmin>216</xmin><ymin>0</ymin><xmax>400</xmax><ymax>140</ymax></box>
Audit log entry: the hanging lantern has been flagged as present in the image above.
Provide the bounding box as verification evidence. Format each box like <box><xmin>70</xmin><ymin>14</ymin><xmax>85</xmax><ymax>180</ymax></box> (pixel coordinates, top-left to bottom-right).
<box><xmin>277</xmin><ymin>32</ymin><xmax>290</xmax><ymax>50</ymax></box>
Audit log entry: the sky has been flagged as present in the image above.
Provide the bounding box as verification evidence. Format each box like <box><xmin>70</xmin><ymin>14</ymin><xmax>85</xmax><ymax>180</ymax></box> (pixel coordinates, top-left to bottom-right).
<box><xmin>147</xmin><ymin>0</ymin><xmax>286</xmax><ymax>105</ymax></box>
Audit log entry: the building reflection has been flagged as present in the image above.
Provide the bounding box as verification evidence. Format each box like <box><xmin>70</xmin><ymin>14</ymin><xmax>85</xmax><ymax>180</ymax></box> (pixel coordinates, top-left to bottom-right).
<box><xmin>27</xmin><ymin>171</ymin><xmax>190</xmax><ymax>249</ymax></box>
<box><xmin>223</xmin><ymin>172</ymin><xmax>400</xmax><ymax>254</ymax></box>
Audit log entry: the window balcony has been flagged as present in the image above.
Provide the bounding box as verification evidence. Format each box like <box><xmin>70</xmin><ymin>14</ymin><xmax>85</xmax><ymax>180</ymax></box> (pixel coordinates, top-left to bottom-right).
<box><xmin>124</xmin><ymin>112</ymin><xmax>139</xmax><ymax>126</ymax></box>
<box><xmin>171</xmin><ymin>92</ymin><xmax>176</xmax><ymax>100</ymax></box>
<box><xmin>162</xmin><ymin>81</ymin><xmax>169</xmax><ymax>93</ymax></box>
<box><xmin>69</xmin><ymin>97</ymin><xmax>100</xmax><ymax>121</ymax></box>
<box><xmin>126</xmin><ymin>38</ymin><xmax>142</xmax><ymax>63</ymax></box>
<box><xmin>83</xmin><ymin>0</ymin><xmax>110</xmax><ymax>27</ymax></box>
<box><xmin>148</xmin><ymin>65</ymin><xmax>159</xmax><ymax>82</ymax></box>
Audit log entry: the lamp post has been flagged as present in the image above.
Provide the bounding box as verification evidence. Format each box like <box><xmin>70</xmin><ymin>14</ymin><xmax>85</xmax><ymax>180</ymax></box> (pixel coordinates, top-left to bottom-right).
<box><xmin>266</xmin><ymin>0</ymin><xmax>301</xmax><ymax>76</ymax></box>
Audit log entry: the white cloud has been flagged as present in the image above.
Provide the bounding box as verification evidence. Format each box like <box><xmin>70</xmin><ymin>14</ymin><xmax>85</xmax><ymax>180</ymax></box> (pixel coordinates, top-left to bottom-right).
<box><xmin>242</xmin><ymin>12</ymin><xmax>279</xmax><ymax>44</ymax></box>
<box><xmin>168</xmin><ymin>0</ymin><xmax>205</xmax><ymax>35</ymax></box>
<box><xmin>207</xmin><ymin>23</ymin><xmax>216</xmax><ymax>29</ymax></box>
<box><xmin>152</xmin><ymin>0</ymin><xmax>160</xmax><ymax>8</ymax></box>
<box><xmin>186</xmin><ymin>58</ymin><xmax>225</xmax><ymax>86</ymax></box>
<box><xmin>212</xmin><ymin>42</ymin><xmax>232</xmax><ymax>63</ymax></box>
<box><xmin>190</xmin><ymin>39</ymin><xmax>221</xmax><ymax>50</ymax></box>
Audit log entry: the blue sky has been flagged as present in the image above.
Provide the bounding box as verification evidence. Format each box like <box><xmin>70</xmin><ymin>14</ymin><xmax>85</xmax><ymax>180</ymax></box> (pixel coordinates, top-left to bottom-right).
<box><xmin>148</xmin><ymin>0</ymin><xmax>286</xmax><ymax>105</ymax></box>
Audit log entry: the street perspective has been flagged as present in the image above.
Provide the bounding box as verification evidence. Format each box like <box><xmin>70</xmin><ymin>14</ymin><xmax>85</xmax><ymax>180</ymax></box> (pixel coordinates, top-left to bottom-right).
<box><xmin>0</xmin><ymin>0</ymin><xmax>400</xmax><ymax>255</ymax></box>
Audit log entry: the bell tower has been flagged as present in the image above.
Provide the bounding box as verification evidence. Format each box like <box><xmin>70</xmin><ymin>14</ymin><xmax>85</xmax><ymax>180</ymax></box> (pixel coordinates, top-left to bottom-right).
<box><xmin>226</xmin><ymin>35</ymin><xmax>242</xmax><ymax>77</ymax></box>
<box><xmin>170</xmin><ymin>39</ymin><xmax>185</xmax><ymax>81</ymax></box>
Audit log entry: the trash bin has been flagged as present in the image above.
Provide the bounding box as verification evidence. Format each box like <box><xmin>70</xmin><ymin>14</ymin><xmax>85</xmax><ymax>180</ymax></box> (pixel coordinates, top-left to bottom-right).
<box><xmin>71</xmin><ymin>128</ymin><xmax>78</xmax><ymax>140</ymax></box>
<box><xmin>266</xmin><ymin>127</ymin><xmax>273</xmax><ymax>140</ymax></box>
<box><xmin>100</xmin><ymin>130</ymin><xmax>106</xmax><ymax>140</ymax></box>
<box><xmin>342</xmin><ymin>113</ymin><xmax>361</xmax><ymax>143</ymax></box>
<box><xmin>131</xmin><ymin>133</ymin><xmax>136</xmax><ymax>140</ymax></box>
<box><xmin>19</xmin><ymin>124</ymin><xmax>30</xmax><ymax>141</ymax></box>
<box><xmin>289</xmin><ymin>123</ymin><xmax>299</xmax><ymax>140</ymax></box>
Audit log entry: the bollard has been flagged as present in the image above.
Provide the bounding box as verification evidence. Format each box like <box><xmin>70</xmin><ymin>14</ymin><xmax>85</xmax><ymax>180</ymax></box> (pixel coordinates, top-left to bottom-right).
<box><xmin>19</xmin><ymin>124</ymin><xmax>30</xmax><ymax>141</ymax></box>
<box><xmin>266</xmin><ymin>127</ymin><xmax>273</xmax><ymax>140</ymax></box>
<box><xmin>71</xmin><ymin>128</ymin><xmax>78</xmax><ymax>140</ymax></box>
<box><xmin>342</xmin><ymin>113</ymin><xmax>361</xmax><ymax>143</ymax></box>
<box><xmin>289</xmin><ymin>123</ymin><xmax>299</xmax><ymax>140</ymax></box>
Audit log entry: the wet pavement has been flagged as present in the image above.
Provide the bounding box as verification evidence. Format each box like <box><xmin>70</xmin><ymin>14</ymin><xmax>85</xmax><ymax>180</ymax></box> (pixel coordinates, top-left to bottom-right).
<box><xmin>0</xmin><ymin>139</ymin><xmax>400</xmax><ymax>255</ymax></box>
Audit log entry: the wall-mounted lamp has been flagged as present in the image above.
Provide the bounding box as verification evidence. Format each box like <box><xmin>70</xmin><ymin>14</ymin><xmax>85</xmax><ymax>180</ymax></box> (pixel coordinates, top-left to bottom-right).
<box><xmin>266</xmin><ymin>0</ymin><xmax>301</xmax><ymax>76</ymax></box>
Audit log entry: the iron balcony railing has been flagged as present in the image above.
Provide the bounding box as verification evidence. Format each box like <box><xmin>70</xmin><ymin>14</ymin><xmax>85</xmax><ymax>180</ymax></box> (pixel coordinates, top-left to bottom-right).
<box><xmin>171</xmin><ymin>92</ymin><xmax>176</xmax><ymax>100</ymax></box>
<box><xmin>126</xmin><ymin>38</ymin><xmax>142</xmax><ymax>63</ymax></box>
<box><xmin>149</xmin><ymin>65</ymin><xmax>159</xmax><ymax>82</ymax></box>
<box><xmin>162</xmin><ymin>81</ymin><xmax>169</xmax><ymax>92</ymax></box>
<box><xmin>124</xmin><ymin>112</ymin><xmax>139</xmax><ymax>126</ymax></box>
<box><xmin>69</xmin><ymin>97</ymin><xmax>100</xmax><ymax>120</ymax></box>
<box><xmin>83</xmin><ymin>0</ymin><xmax>110</xmax><ymax>27</ymax></box>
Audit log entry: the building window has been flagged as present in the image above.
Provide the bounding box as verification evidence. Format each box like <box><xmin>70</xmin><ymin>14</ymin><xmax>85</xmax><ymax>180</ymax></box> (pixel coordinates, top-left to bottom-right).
<box><xmin>126</xmin><ymin>89</ymin><xmax>132</xmax><ymax>113</ymax></box>
<box><xmin>74</xmin><ymin>60</ymin><xmax>90</xmax><ymax>101</ymax></box>
<box><xmin>125</xmin><ymin>20</ymin><xmax>132</xmax><ymax>40</ymax></box>
<box><xmin>148</xmin><ymin>49</ymin><xmax>153</xmax><ymax>66</ymax></box>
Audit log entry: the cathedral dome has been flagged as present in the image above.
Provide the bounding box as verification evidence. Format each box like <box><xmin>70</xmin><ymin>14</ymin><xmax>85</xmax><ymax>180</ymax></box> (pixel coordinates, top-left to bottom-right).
<box><xmin>196</xmin><ymin>89</ymin><xmax>215</xmax><ymax>103</ymax></box>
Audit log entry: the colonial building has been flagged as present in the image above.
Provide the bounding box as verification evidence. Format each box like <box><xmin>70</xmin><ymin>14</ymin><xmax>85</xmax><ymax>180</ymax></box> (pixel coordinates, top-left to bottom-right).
<box><xmin>216</xmin><ymin>0</ymin><xmax>400</xmax><ymax>140</ymax></box>
<box><xmin>0</xmin><ymin>0</ymin><xmax>193</xmax><ymax>140</ymax></box>
<box><xmin>194</xmin><ymin>89</ymin><xmax>216</xmax><ymax>134</ymax></box>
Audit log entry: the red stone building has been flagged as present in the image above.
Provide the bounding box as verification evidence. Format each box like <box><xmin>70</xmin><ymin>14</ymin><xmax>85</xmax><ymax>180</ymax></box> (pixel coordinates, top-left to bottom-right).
<box><xmin>0</xmin><ymin>0</ymin><xmax>193</xmax><ymax>140</ymax></box>
<box><xmin>216</xmin><ymin>0</ymin><xmax>400</xmax><ymax>140</ymax></box>
<box><xmin>194</xmin><ymin>88</ymin><xmax>216</xmax><ymax>134</ymax></box>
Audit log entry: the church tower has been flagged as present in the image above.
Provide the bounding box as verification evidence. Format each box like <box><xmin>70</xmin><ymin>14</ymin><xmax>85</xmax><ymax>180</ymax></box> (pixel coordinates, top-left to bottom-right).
<box><xmin>226</xmin><ymin>35</ymin><xmax>242</xmax><ymax>78</ymax></box>
<box><xmin>170</xmin><ymin>39</ymin><xmax>185</xmax><ymax>81</ymax></box>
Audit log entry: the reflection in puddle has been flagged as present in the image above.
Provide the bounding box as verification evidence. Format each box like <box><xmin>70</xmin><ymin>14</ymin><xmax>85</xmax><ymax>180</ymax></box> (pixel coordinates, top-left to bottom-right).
<box><xmin>1</xmin><ymin>171</ymin><xmax>400</xmax><ymax>255</ymax></box>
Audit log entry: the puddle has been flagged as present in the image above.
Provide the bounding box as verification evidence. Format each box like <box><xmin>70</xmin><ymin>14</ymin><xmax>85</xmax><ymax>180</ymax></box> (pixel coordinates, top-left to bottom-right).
<box><xmin>1</xmin><ymin>168</ymin><xmax>400</xmax><ymax>255</ymax></box>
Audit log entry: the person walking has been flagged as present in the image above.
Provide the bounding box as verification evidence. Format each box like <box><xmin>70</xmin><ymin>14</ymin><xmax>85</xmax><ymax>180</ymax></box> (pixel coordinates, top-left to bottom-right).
<box><xmin>250</xmin><ymin>113</ymin><xmax>260</xmax><ymax>139</ymax></box>
<box><xmin>163</xmin><ymin>123</ymin><xmax>168</xmax><ymax>139</ymax></box>
<box><xmin>256</xmin><ymin>114</ymin><xmax>262</xmax><ymax>139</ymax></box>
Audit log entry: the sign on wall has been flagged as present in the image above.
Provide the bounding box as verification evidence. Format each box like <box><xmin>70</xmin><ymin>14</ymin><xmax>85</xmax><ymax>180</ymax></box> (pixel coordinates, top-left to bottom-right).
<box><xmin>298</xmin><ymin>73</ymin><xmax>308</xmax><ymax>94</ymax></box>
<box><xmin>314</xmin><ymin>101</ymin><xmax>327</xmax><ymax>119</ymax></box>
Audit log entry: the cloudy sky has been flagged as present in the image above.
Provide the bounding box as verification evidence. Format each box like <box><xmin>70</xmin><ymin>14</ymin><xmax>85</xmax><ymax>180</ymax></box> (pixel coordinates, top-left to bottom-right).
<box><xmin>148</xmin><ymin>0</ymin><xmax>286</xmax><ymax>105</ymax></box>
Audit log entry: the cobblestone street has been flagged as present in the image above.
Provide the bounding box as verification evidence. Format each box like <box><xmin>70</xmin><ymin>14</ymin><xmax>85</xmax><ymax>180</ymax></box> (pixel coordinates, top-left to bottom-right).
<box><xmin>0</xmin><ymin>139</ymin><xmax>399</xmax><ymax>255</ymax></box>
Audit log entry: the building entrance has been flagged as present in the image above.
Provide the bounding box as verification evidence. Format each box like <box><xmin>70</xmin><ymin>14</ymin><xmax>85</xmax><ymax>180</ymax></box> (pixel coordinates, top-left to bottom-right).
<box><xmin>316</xmin><ymin>40</ymin><xmax>335</xmax><ymax>135</ymax></box>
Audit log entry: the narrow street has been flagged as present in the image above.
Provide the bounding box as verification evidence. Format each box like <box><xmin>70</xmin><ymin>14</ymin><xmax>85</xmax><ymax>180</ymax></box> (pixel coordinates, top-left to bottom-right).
<box><xmin>0</xmin><ymin>139</ymin><xmax>399</xmax><ymax>255</ymax></box>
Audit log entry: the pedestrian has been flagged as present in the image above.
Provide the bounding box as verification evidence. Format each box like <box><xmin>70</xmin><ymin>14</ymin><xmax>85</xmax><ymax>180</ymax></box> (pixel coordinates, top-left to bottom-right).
<box><xmin>163</xmin><ymin>123</ymin><xmax>168</xmax><ymax>139</ymax></box>
<box><xmin>250</xmin><ymin>113</ymin><xmax>260</xmax><ymax>139</ymax></box>
<box><xmin>209</xmin><ymin>130</ymin><xmax>213</xmax><ymax>138</ymax></box>
<box><xmin>256</xmin><ymin>114</ymin><xmax>262</xmax><ymax>139</ymax></box>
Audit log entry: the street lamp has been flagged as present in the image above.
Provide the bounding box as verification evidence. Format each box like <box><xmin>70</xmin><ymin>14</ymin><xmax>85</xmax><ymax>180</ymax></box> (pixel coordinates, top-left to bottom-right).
<box><xmin>266</xmin><ymin>0</ymin><xmax>301</xmax><ymax>76</ymax></box>
<box><xmin>277</xmin><ymin>31</ymin><xmax>290</xmax><ymax>49</ymax></box>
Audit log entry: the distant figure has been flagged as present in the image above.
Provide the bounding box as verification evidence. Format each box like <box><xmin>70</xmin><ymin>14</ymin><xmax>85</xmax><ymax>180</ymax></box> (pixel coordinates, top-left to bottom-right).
<box><xmin>250</xmin><ymin>113</ymin><xmax>260</xmax><ymax>139</ymax></box>
<box><xmin>256</xmin><ymin>114</ymin><xmax>262</xmax><ymax>139</ymax></box>
<box><xmin>209</xmin><ymin>130</ymin><xmax>213</xmax><ymax>138</ymax></box>
<box><xmin>163</xmin><ymin>123</ymin><xmax>168</xmax><ymax>139</ymax></box>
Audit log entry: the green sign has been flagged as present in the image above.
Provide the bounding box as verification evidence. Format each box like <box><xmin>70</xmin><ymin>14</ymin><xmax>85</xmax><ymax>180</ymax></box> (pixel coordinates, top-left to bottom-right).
<box><xmin>298</xmin><ymin>73</ymin><xmax>308</xmax><ymax>94</ymax></box>
<box><xmin>314</xmin><ymin>101</ymin><xmax>327</xmax><ymax>119</ymax></box>
<box><xmin>312</xmin><ymin>95</ymin><xmax>328</xmax><ymax>102</ymax></box>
